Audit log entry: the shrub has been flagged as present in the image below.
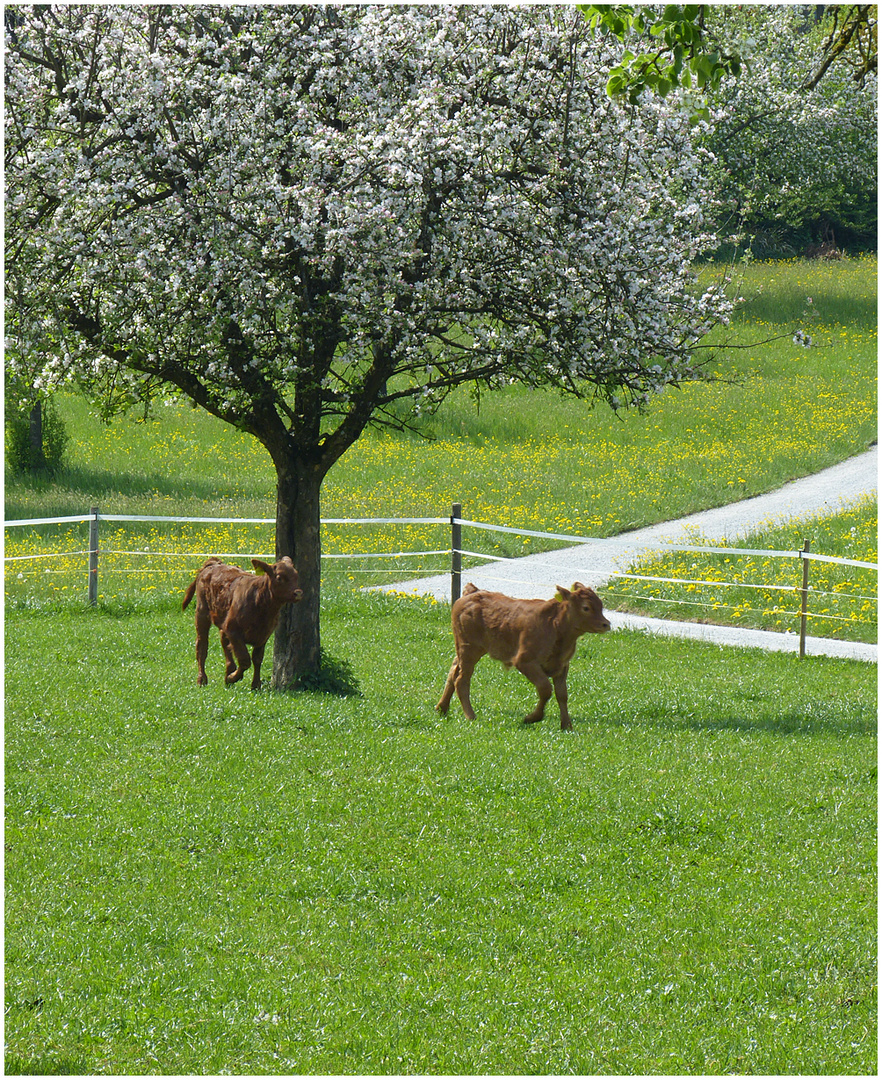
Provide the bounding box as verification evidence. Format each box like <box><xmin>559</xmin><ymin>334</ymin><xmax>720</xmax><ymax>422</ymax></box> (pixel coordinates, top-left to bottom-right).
<box><xmin>5</xmin><ymin>398</ymin><xmax>69</xmax><ymax>476</ymax></box>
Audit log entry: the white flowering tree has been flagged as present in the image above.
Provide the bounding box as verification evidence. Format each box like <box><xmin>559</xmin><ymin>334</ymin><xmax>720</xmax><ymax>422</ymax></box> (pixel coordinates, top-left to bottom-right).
<box><xmin>6</xmin><ymin>4</ymin><xmax>731</xmax><ymax>686</ymax></box>
<box><xmin>700</xmin><ymin>5</ymin><xmax>877</xmax><ymax>249</ymax></box>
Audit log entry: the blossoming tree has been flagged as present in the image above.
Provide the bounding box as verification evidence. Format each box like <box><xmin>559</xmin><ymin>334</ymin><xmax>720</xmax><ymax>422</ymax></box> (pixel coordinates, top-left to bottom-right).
<box><xmin>6</xmin><ymin>4</ymin><xmax>731</xmax><ymax>685</ymax></box>
<box><xmin>700</xmin><ymin>5</ymin><xmax>877</xmax><ymax>250</ymax></box>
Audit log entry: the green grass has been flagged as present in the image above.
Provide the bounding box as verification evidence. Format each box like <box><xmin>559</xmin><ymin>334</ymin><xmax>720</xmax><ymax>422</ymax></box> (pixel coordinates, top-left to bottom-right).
<box><xmin>5</xmin><ymin>256</ymin><xmax>877</xmax><ymax>530</ymax></box>
<box><xmin>730</xmin><ymin>254</ymin><xmax>877</xmax><ymax>329</ymax></box>
<box><xmin>5</xmin><ymin>592</ymin><xmax>877</xmax><ymax>1075</ymax></box>
<box><xmin>5</xmin><ymin>257</ymin><xmax>878</xmax><ymax>1072</ymax></box>
<box><xmin>610</xmin><ymin>497</ymin><xmax>878</xmax><ymax>642</ymax></box>
<box><xmin>5</xmin><ymin>257</ymin><xmax>877</xmax><ymax>629</ymax></box>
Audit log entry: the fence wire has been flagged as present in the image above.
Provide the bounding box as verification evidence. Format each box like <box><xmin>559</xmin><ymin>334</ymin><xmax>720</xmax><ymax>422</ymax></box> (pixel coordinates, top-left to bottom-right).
<box><xmin>4</xmin><ymin>511</ymin><xmax>877</xmax><ymax>635</ymax></box>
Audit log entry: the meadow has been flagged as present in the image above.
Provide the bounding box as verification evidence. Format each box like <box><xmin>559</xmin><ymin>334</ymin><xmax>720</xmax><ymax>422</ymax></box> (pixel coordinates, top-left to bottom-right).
<box><xmin>609</xmin><ymin>496</ymin><xmax>878</xmax><ymax>643</ymax></box>
<box><xmin>6</xmin><ymin>256</ymin><xmax>878</xmax><ymax>636</ymax></box>
<box><xmin>5</xmin><ymin>594</ymin><xmax>877</xmax><ymax>1075</ymax></box>
<box><xmin>4</xmin><ymin>257</ymin><xmax>878</xmax><ymax>1074</ymax></box>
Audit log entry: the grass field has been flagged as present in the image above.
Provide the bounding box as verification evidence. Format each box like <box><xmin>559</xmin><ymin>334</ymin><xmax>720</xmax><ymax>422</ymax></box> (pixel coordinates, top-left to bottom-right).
<box><xmin>5</xmin><ymin>593</ymin><xmax>877</xmax><ymax>1075</ymax></box>
<box><xmin>4</xmin><ymin>257</ymin><xmax>878</xmax><ymax>1073</ymax></box>
<box><xmin>6</xmin><ymin>257</ymin><xmax>877</xmax><ymax>532</ymax></box>
<box><xmin>5</xmin><ymin>257</ymin><xmax>877</xmax><ymax>637</ymax></box>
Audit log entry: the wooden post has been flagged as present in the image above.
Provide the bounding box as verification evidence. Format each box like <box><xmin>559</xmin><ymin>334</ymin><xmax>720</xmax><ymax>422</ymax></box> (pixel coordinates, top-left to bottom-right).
<box><xmin>451</xmin><ymin>502</ymin><xmax>462</xmax><ymax>605</ymax></box>
<box><xmin>799</xmin><ymin>538</ymin><xmax>810</xmax><ymax>658</ymax></box>
<box><xmin>88</xmin><ymin>506</ymin><xmax>99</xmax><ymax>606</ymax></box>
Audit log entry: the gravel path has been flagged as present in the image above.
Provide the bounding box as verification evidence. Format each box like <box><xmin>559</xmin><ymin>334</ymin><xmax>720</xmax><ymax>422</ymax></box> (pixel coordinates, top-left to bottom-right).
<box><xmin>383</xmin><ymin>446</ymin><xmax>877</xmax><ymax>662</ymax></box>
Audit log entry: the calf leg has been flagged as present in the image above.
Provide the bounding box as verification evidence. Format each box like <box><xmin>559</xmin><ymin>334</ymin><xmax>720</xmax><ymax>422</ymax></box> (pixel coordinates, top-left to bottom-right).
<box><xmin>194</xmin><ymin>606</ymin><xmax>212</xmax><ymax>686</ymax></box>
<box><xmin>221</xmin><ymin>624</ymin><xmax>252</xmax><ymax>685</ymax></box>
<box><xmin>453</xmin><ymin>646</ymin><xmax>484</xmax><ymax>721</ymax></box>
<box><xmin>436</xmin><ymin>659</ymin><xmax>459</xmax><ymax>714</ymax></box>
<box><xmin>219</xmin><ymin>630</ymin><xmax>238</xmax><ymax>681</ymax></box>
<box><xmin>516</xmin><ymin>659</ymin><xmax>553</xmax><ymax>724</ymax></box>
<box><xmin>250</xmin><ymin>642</ymin><xmax>266</xmax><ymax>690</ymax></box>
<box><xmin>553</xmin><ymin>669</ymin><xmax>573</xmax><ymax>730</ymax></box>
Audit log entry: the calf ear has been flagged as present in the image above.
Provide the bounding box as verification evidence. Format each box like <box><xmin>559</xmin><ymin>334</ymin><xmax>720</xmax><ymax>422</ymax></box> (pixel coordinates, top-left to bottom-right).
<box><xmin>555</xmin><ymin>585</ymin><xmax>571</xmax><ymax>601</ymax></box>
<box><xmin>251</xmin><ymin>559</ymin><xmax>274</xmax><ymax>577</ymax></box>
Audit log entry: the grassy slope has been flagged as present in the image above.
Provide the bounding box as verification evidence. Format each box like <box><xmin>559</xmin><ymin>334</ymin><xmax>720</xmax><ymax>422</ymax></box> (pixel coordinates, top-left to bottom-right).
<box><xmin>610</xmin><ymin>497</ymin><xmax>878</xmax><ymax>642</ymax></box>
<box><xmin>5</xmin><ymin>258</ymin><xmax>878</xmax><ymax>1074</ymax></box>
<box><xmin>5</xmin><ymin>593</ymin><xmax>877</xmax><ymax>1075</ymax></box>
<box><xmin>5</xmin><ymin>258</ymin><xmax>877</xmax><ymax>534</ymax></box>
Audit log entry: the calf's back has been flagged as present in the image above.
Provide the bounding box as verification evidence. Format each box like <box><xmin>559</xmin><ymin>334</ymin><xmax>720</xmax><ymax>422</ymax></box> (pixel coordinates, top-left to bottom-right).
<box><xmin>452</xmin><ymin>583</ymin><xmax>609</xmax><ymax>671</ymax></box>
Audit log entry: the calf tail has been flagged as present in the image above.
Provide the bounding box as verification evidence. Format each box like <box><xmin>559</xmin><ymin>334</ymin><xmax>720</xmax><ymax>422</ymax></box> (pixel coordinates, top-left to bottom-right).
<box><xmin>182</xmin><ymin>577</ymin><xmax>198</xmax><ymax>611</ymax></box>
<box><xmin>183</xmin><ymin>557</ymin><xmax>222</xmax><ymax>610</ymax></box>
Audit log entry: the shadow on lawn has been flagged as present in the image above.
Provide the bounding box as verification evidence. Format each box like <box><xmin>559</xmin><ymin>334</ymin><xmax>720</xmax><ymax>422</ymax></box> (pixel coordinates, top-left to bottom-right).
<box><xmin>5</xmin><ymin>462</ymin><xmax>258</xmax><ymax>519</ymax></box>
<box><xmin>600</xmin><ymin>704</ymin><xmax>875</xmax><ymax>739</ymax></box>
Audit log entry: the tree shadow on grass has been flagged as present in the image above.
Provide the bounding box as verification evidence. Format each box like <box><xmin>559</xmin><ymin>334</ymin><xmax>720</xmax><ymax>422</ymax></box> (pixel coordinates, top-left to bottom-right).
<box><xmin>285</xmin><ymin>650</ymin><xmax>362</xmax><ymax>698</ymax></box>
<box><xmin>599</xmin><ymin>704</ymin><xmax>875</xmax><ymax>739</ymax></box>
<box><xmin>5</xmin><ymin>463</ymin><xmax>263</xmax><ymax>519</ymax></box>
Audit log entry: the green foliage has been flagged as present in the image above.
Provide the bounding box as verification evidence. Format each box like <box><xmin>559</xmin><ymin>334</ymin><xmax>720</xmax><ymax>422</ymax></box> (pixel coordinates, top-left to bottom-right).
<box><xmin>4</xmin><ymin>397</ymin><xmax>69</xmax><ymax>476</ymax></box>
<box><xmin>580</xmin><ymin>3</ymin><xmax>740</xmax><ymax>107</ymax></box>
<box><xmin>4</xmin><ymin>597</ymin><xmax>877</xmax><ymax>1074</ymax></box>
<box><xmin>581</xmin><ymin>4</ymin><xmax>877</xmax><ymax>250</ymax></box>
<box><xmin>700</xmin><ymin>5</ymin><xmax>877</xmax><ymax>252</ymax></box>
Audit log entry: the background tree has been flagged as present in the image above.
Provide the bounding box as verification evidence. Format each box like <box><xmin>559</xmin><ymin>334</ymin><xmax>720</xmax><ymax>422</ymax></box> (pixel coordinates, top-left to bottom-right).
<box><xmin>6</xmin><ymin>4</ymin><xmax>732</xmax><ymax>686</ymax></box>
<box><xmin>699</xmin><ymin>4</ymin><xmax>877</xmax><ymax>253</ymax></box>
<box><xmin>580</xmin><ymin>4</ymin><xmax>877</xmax><ymax>253</ymax></box>
<box><xmin>801</xmin><ymin>4</ymin><xmax>877</xmax><ymax>91</ymax></box>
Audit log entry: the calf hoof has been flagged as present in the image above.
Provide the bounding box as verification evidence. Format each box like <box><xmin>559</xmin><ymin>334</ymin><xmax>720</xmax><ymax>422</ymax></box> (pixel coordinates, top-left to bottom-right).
<box><xmin>225</xmin><ymin>671</ymin><xmax>244</xmax><ymax>685</ymax></box>
<box><xmin>560</xmin><ymin>718</ymin><xmax>574</xmax><ymax>731</ymax></box>
<box><xmin>197</xmin><ymin>674</ymin><xmax>208</xmax><ymax>686</ymax></box>
<box><xmin>250</xmin><ymin>679</ymin><xmax>262</xmax><ymax>691</ymax></box>
<box><xmin>523</xmin><ymin>713</ymin><xmax>545</xmax><ymax>724</ymax></box>
<box><xmin>436</xmin><ymin>700</ymin><xmax>449</xmax><ymax>714</ymax></box>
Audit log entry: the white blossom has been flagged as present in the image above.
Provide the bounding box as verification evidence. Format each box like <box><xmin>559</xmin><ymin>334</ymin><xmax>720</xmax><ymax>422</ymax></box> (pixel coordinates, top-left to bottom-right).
<box><xmin>6</xmin><ymin>4</ymin><xmax>732</xmax><ymax>423</ymax></box>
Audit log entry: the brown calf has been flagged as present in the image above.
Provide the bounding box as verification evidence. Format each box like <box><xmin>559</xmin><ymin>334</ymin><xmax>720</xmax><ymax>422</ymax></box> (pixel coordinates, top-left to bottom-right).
<box><xmin>182</xmin><ymin>557</ymin><xmax>303</xmax><ymax>688</ymax></box>
<box><xmin>437</xmin><ymin>582</ymin><xmax>610</xmax><ymax>729</ymax></box>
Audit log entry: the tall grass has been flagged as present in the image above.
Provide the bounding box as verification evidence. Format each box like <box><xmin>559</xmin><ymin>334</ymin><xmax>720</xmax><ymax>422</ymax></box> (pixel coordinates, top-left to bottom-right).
<box><xmin>6</xmin><ymin>258</ymin><xmax>877</xmax><ymax>636</ymax></box>
<box><xmin>729</xmin><ymin>254</ymin><xmax>877</xmax><ymax>329</ymax></box>
<box><xmin>6</xmin><ymin>257</ymin><xmax>876</xmax><ymax>533</ymax></box>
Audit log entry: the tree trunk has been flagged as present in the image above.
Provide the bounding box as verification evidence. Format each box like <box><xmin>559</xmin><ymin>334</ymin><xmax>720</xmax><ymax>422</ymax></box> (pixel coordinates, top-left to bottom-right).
<box><xmin>271</xmin><ymin>452</ymin><xmax>324</xmax><ymax>688</ymax></box>
<box><xmin>28</xmin><ymin>401</ymin><xmax>47</xmax><ymax>473</ymax></box>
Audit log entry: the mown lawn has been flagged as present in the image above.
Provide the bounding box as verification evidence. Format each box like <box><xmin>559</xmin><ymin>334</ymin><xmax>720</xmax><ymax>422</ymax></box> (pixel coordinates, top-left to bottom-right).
<box><xmin>4</xmin><ymin>592</ymin><xmax>877</xmax><ymax>1075</ymax></box>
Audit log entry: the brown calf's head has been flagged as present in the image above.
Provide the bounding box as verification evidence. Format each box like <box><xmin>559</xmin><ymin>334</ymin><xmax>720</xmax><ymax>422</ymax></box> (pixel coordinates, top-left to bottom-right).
<box><xmin>556</xmin><ymin>582</ymin><xmax>611</xmax><ymax>633</ymax></box>
<box><xmin>252</xmin><ymin>557</ymin><xmax>303</xmax><ymax>604</ymax></box>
